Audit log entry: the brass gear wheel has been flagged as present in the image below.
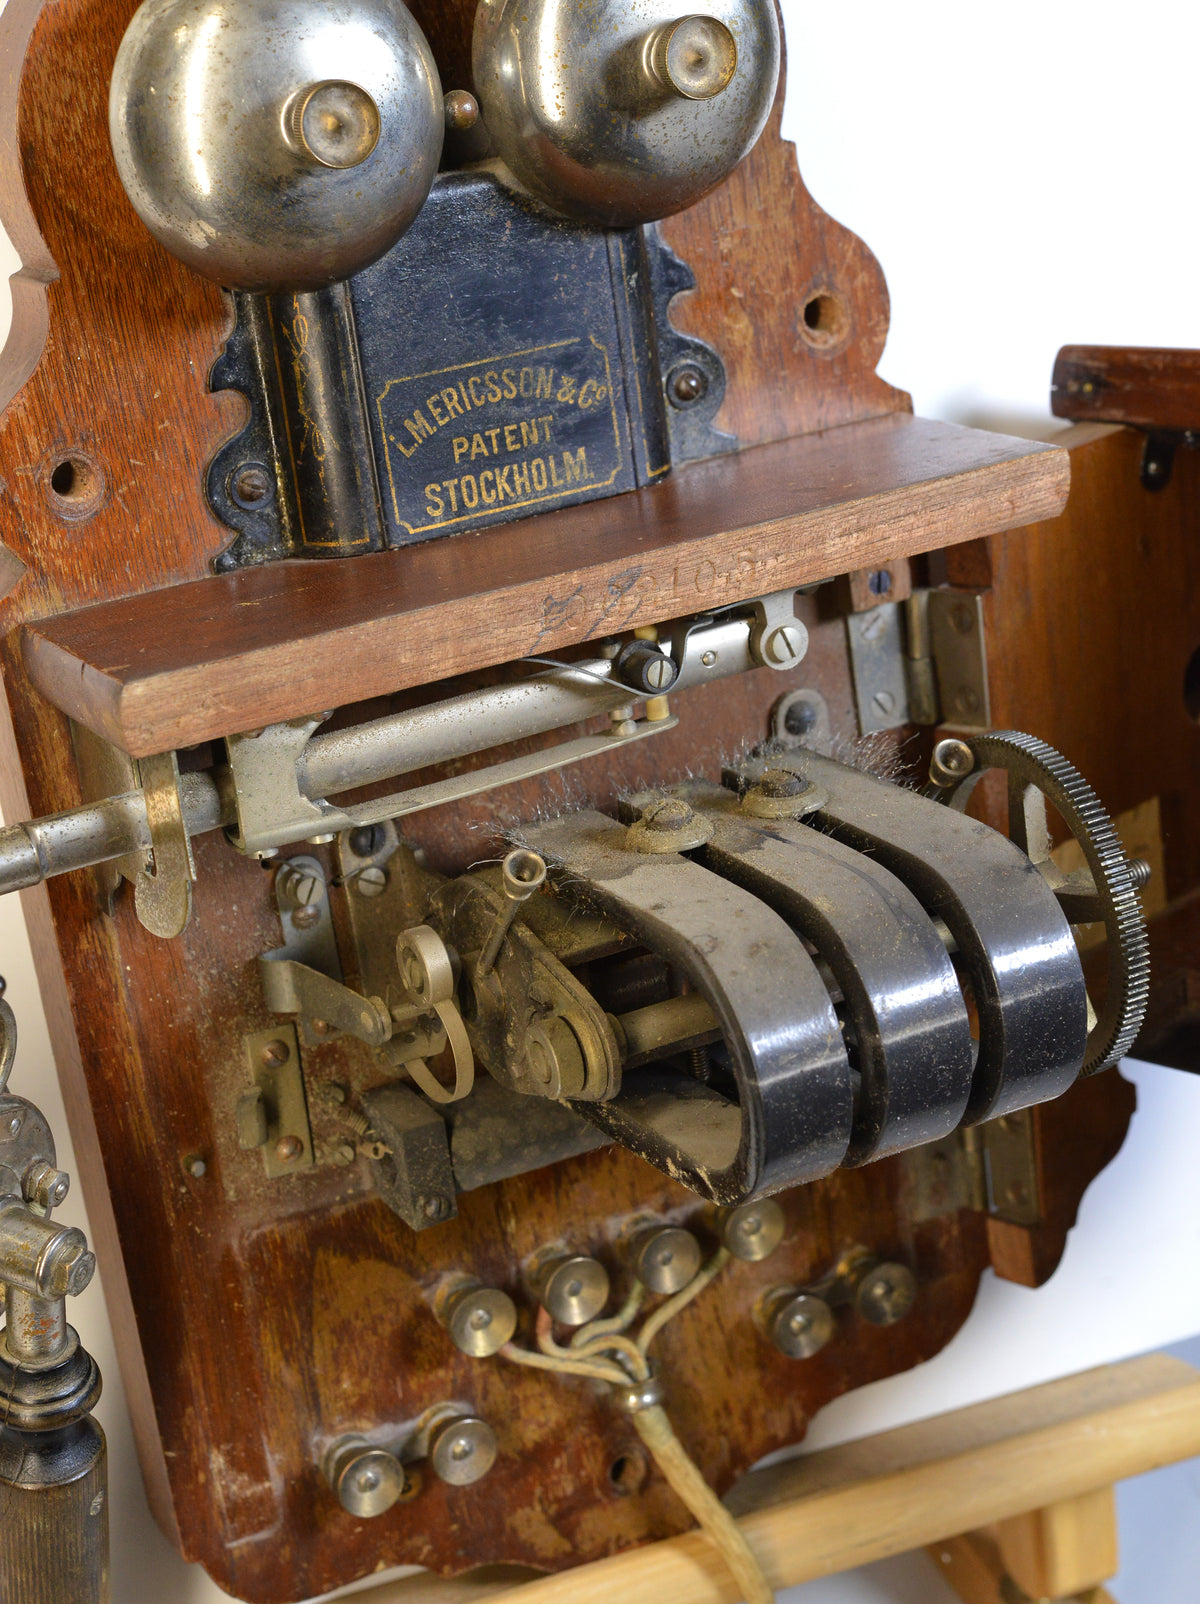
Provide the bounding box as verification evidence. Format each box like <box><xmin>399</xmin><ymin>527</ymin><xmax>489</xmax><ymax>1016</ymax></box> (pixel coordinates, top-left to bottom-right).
<box><xmin>936</xmin><ymin>730</ymin><xmax>1149</xmax><ymax>1076</ymax></box>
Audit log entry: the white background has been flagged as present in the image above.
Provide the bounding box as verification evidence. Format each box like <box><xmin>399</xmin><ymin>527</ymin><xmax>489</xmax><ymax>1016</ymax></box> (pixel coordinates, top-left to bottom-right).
<box><xmin>3</xmin><ymin>2</ymin><xmax>1200</xmax><ymax>1598</ymax></box>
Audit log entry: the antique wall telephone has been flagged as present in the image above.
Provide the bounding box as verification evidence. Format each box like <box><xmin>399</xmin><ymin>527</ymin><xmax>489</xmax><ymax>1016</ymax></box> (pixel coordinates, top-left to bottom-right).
<box><xmin>0</xmin><ymin>0</ymin><xmax>1192</xmax><ymax>1600</ymax></box>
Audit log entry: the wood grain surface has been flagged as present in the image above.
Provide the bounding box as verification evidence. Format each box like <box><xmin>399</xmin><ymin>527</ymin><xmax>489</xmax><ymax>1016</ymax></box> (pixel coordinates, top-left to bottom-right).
<box><xmin>1052</xmin><ymin>344</ymin><xmax>1200</xmax><ymax>431</ymax></box>
<box><xmin>351</xmin><ymin>1356</ymin><xmax>1200</xmax><ymax>1604</ymax></box>
<box><xmin>0</xmin><ymin>0</ymin><xmax>1136</xmax><ymax>1598</ymax></box>
<box><xmin>22</xmin><ymin>414</ymin><xmax>1068</xmax><ymax>756</ymax></box>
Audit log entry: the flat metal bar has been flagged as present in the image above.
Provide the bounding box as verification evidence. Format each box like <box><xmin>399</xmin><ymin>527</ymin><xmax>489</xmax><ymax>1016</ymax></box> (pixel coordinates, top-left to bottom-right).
<box><xmin>520</xmin><ymin>808</ymin><xmax>852</xmax><ymax>1200</ymax></box>
<box><xmin>684</xmin><ymin>783</ymin><xmax>975</xmax><ymax>1165</ymax></box>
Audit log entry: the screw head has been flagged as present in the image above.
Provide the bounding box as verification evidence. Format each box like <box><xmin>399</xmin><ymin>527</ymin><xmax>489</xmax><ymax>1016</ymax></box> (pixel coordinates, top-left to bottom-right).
<box><xmin>631</xmin><ymin>1224</ymin><xmax>702</xmax><ymax>1294</ymax></box>
<box><xmin>348</xmin><ymin>824</ymin><xmax>386</xmax><ymax>858</ymax></box>
<box><xmin>762</xmin><ymin>622</ymin><xmax>806</xmax><ymax>666</ymax></box>
<box><xmin>231</xmin><ymin>463</ymin><xmax>272</xmax><ymax>508</ymax></box>
<box><xmin>330</xmin><ymin>1443</ymin><xmax>410</xmax><ymax>1518</ymax></box>
<box><xmin>6</xmin><ymin>1112</ymin><xmax>22</xmax><ymax>1137</ymax></box>
<box><xmin>355</xmin><ymin>865</ymin><xmax>388</xmax><ymax>898</ymax></box>
<box><xmin>182</xmin><ymin>1153</ymin><xmax>207</xmax><ymax>1179</ymax></box>
<box><xmin>668</xmin><ymin>363</ymin><xmax>707</xmax><ymax>406</ymax></box>
<box><xmin>867</xmin><ymin>569</ymin><xmax>892</xmax><ymax>596</ymax></box>
<box><xmin>719</xmin><ymin>1198</ymin><xmax>785</xmax><ymax>1262</ymax></box>
<box><xmin>854</xmin><ymin>1261</ymin><xmax>917</xmax><ymax>1327</ymax></box>
<box><xmin>261</xmin><ymin>1039</ymin><xmax>290</xmax><ymax>1069</ymax></box>
<box><xmin>443</xmin><ymin>88</ymin><xmax>480</xmax><ymax>130</ymax></box>
<box><xmin>872</xmin><ymin>689</ymin><xmax>896</xmax><ymax>717</ymax></box>
<box><xmin>929</xmin><ymin>738</ymin><xmax>975</xmax><ymax>787</ymax></box>
<box><xmin>275</xmin><ymin>1134</ymin><xmax>304</xmax><ymax>1164</ymax></box>
<box><xmin>767</xmin><ymin>1291</ymin><xmax>835</xmax><ymax>1359</ymax></box>
<box><xmin>783</xmin><ymin>698</ymin><xmax>818</xmax><ymax>736</ymax></box>
<box><xmin>757</xmin><ymin>768</ymin><xmax>804</xmax><ymax>799</ymax></box>
<box><xmin>626</xmin><ymin>797</ymin><xmax>714</xmax><ymax>854</ymax></box>
<box><xmin>536</xmin><ymin>1254</ymin><xmax>609</xmax><ymax>1325</ymax></box>
<box><xmin>444</xmin><ymin>1284</ymin><xmax>518</xmax><ymax>1356</ymax></box>
<box><xmin>429</xmin><ymin>1416</ymin><xmax>498</xmax><ymax>1486</ymax></box>
<box><xmin>646</xmin><ymin>798</ymin><xmax>694</xmax><ymax>832</ymax></box>
<box><xmin>292</xmin><ymin>905</ymin><xmax>321</xmax><ymax>930</ymax></box>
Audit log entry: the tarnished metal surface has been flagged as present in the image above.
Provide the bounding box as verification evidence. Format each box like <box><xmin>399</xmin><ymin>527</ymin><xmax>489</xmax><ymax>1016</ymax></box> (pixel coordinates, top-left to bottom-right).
<box><xmin>474</xmin><ymin>0</ymin><xmax>780</xmax><ymax>226</ymax></box>
<box><xmin>110</xmin><ymin>0</ymin><xmax>443</xmax><ymax>290</ymax></box>
<box><xmin>519</xmin><ymin>809</ymin><xmax>853</xmax><ymax>1201</ymax></box>
<box><xmin>940</xmin><ymin>729</ymin><xmax>1150</xmax><ymax>1076</ymax></box>
<box><xmin>735</xmin><ymin>749</ymin><xmax>1087</xmax><ymax>1124</ymax></box>
<box><xmin>672</xmin><ymin>781</ymin><xmax>976</xmax><ymax>1164</ymax></box>
<box><xmin>429</xmin><ymin>868</ymin><xmax>621</xmax><ymax>1102</ymax></box>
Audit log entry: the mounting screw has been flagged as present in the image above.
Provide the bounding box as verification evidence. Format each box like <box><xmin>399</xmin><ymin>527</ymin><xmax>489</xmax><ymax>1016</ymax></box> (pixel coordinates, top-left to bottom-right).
<box><xmin>230</xmin><ymin>462</ymin><xmax>273</xmax><ymax>509</ymax></box>
<box><xmin>275</xmin><ymin>1134</ymin><xmax>304</xmax><ymax>1165</ymax></box>
<box><xmin>625</xmin><ymin>797</ymin><xmax>714</xmax><ymax>854</ymax></box>
<box><xmin>324</xmin><ymin>1436</ymin><xmax>417</xmax><ymax>1518</ymax></box>
<box><xmin>6</xmin><ymin>1111</ymin><xmax>23</xmax><ymax>1137</ymax></box>
<box><xmin>182</xmin><ymin>1153</ymin><xmax>207</xmax><ymax>1179</ymax></box>
<box><xmin>355</xmin><ymin>865</ymin><xmax>388</xmax><ymax>898</ymax></box>
<box><xmin>261</xmin><ymin>1039</ymin><xmax>290</xmax><ymax>1069</ymax></box>
<box><xmin>278</xmin><ymin>862</ymin><xmax>326</xmax><ymax>911</ymax></box>
<box><xmin>348</xmin><ymin>824</ymin><xmax>386</xmax><ymax>858</ymax></box>
<box><xmin>668</xmin><ymin>363</ymin><xmax>708</xmax><ymax>407</ymax></box>
<box><xmin>444</xmin><ymin>88</ymin><xmax>480</xmax><ymax>130</ymax></box>
<box><xmin>762</xmin><ymin>623</ymin><xmax>805</xmax><ymax>666</ymax></box>
<box><xmin>929</xmin><ymin>738</ymin><xmax>975</xmax><ymax>788</ymax></box>
<box><xmin>784</xmin><ymin>698</ymin><xmax>817</xmax><ymax>736</ymax></box>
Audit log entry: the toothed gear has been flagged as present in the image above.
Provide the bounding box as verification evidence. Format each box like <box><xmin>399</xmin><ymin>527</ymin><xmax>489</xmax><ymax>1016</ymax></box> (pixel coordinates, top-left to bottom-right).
<box><xmin>940</xmin><ymin>730</ymin><xmax>1149</xmax><ymax>1076</ymax></box>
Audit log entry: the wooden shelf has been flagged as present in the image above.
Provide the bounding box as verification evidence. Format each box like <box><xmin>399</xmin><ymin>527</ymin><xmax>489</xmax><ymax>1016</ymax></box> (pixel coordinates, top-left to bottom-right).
<box><xmin>20</xmin><ymin>414</ymin><xmax>1068</xmax><ymax>756</ymax></box>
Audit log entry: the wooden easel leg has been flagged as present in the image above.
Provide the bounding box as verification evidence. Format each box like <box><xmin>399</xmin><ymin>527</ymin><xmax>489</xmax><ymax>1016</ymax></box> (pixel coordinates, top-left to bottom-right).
<box><xmin>927</xmin><ymin>1486</ymin><xmax>1120</xmax><ymax>1603</ymax></box>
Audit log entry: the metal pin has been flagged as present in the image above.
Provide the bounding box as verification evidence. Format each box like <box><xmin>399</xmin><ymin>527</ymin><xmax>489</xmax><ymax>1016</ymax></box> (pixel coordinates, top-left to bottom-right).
<box><xmin>476</xmin><ymin>849</ymin><xmax>547</xmax><ymax>976</ymax></box>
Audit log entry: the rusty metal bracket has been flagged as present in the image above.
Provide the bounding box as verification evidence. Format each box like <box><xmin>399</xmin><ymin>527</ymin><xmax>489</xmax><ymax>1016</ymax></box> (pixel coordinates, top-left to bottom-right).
<box><xmin>237</xmin><ymin>1024</ymin><xmax>314</xmax><ymax>1179</ymax></box>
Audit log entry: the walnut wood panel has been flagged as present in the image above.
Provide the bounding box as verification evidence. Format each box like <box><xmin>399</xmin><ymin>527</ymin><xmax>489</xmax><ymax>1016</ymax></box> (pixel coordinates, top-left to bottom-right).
<box><xmin>1052</xmin><ymin>345</ymin><xmax>1200</xmax><ymax>431</ymax></box>
<box><xmin>0</xmin><ymin>2</ymin><xmax>1131</xmax><ymax>1601</ymax></box>
<box><xmin>949</xmin><ymin>424</ymin><xmax>1200</xmax><ymax>840</ymax></box>
<box><xmin>22</xmin><ymin>415</ymin><xmax>1068</xmax><ymax>756</ymax></box>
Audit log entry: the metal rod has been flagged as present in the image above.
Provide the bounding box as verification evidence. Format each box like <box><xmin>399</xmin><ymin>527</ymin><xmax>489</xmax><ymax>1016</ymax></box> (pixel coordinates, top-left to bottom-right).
<box><xmin>0</xmin><ymin>613</ymin><xmax>771</xmax><ymax>896</ymax></box>
<box><xmin>476</xmin><ymin>850</ymin><xmax>548</xmax><ymax>975</ymax></box>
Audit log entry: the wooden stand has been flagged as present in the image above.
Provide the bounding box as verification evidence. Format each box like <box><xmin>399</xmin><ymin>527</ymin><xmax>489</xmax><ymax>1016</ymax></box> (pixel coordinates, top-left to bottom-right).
<box><xmin>350</xmin><ymin>1356</ymin><xmax>1200</xmax><ymax>1604</ymax></box>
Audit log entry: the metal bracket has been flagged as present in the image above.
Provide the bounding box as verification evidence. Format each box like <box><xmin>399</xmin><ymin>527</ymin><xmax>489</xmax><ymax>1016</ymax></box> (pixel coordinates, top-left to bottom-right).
<box><xmin>927</xmin><ymin>590</ymin><xmax>991</xmax><ymax>730</ymax></box>
<box><xmin>746</xmin><ymin>589</ymin><xmax>809</xmax><ymax>671</ymax></box>
<box><xmin>237</xmin><ymin>1024</ymin><xmax>314</xmax><ymax>1179</ymax></box>
<box><xmin>226</xmin><ymin>712</ymin><xmax>678</xmax><ymax>859</ymax></box>
<box><xmin>845</xmin><ymin>590</ymin><xmax>991</xmax><ymax>734</ymax></box>
<box><xmin>846</xmin><ymin>601</ymin><xmax>911</xmax><ymax>733</ymax></box>
<box><xmin>982</xmin><ymin>1107</ymin><xmax>1043</xmax><ymax>1227</ymax></box>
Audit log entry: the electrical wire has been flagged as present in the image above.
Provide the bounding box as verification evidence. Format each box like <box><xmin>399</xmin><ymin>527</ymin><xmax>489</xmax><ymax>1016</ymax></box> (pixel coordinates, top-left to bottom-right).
<box><xmin>637</xmin><ymin>1247</ymin><xmax>731</xmax><ymax>1357</ymax></box>
<box><xmin>497</xmin><ymin>1245</ymin><xmax>775</xmax><ymax>1603</ymax></box>
<box><xmin>569</xmin><ymin>1280</ymin><xmax>644</xmax><ymax>1347</ymax></box>
<box><xmin>632</xmin><ymin>1403</ymin><xmax>775</xmax><ymax>1604</ymax></box>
